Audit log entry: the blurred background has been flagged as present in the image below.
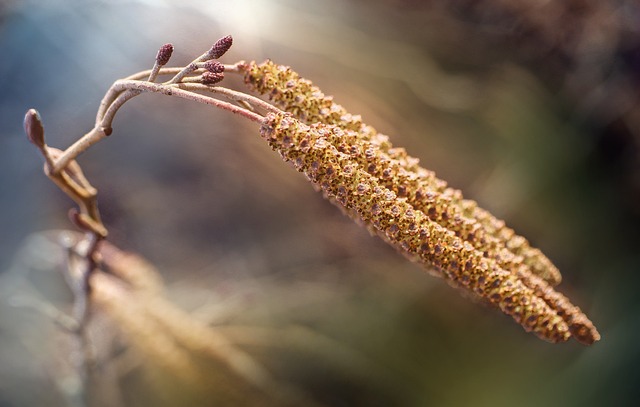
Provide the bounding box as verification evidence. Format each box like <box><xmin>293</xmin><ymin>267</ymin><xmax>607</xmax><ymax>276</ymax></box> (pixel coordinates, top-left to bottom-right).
<box><xmin>1</xmin><ymin>0</ymin><xmax>639</xmax><ymax>406</ymax></box>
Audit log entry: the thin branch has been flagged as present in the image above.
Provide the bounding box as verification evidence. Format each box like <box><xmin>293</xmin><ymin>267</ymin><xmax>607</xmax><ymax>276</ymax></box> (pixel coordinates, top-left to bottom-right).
<box><xmin>56</xmin><ymin>81</ymin><xmax>265</xmax><ymax>174</ymax></box>
<box><xmin>176</xmin><ymin>83</ymin><xmax>281</xmax><ymax>114</ymax></box>
<box><xmin>124</xmin><ymin>67</ymin><xmax>186</xmax><ymax>81</ymax></box>
<box><xmin>51</xmin><ymin>126</ymin><xmax>110</xmax><ymax>176</ymax></box>
<box><xmin>123</xmin><ymin>62</ymin><xmax>244</xmax><ymax>82</ymax></box>
<box><xmin>59</xmin><ymin>232</ymin><xmax>102</xmax><ymax>407</ymax></box>
<box><xmin>112</xmin><ymin>80</ymin><xmax>265</xmax><ymax>121</ymax></box>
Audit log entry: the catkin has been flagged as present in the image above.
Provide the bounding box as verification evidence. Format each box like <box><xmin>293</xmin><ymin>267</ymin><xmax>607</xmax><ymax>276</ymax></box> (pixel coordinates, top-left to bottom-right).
<box><xmin>243</xmin><ymin>60</ymin><xmax>562</xmax><ymax>286</ymax></box>
<box><xmin>259</xmin><ymin>112</ymin><xmax>599</xmax><ymax>344</ymax></box>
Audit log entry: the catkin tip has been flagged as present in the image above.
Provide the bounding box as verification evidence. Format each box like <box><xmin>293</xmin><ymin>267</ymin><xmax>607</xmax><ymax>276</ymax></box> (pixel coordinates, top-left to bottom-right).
<box><xmin>570</xmin><ymin>317</ymin><xmax>601</xmax><ymax>345</ymax></box>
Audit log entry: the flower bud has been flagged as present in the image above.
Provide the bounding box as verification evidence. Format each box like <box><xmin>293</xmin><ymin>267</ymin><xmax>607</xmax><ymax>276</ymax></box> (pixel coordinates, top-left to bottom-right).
<box><xmin>156</xmin><ymin>43</ymin><xmax>174</xmax><ymax>66</ymax></box>
<box><xmin>202</xmin><ymin>71</ymin><xmax>224</xmax><ymax>84</ymax></box>
<box><xmin>24</xmin><ymin>109</ymin><xmax>45</xmax><ymax>148</ymax></box>
<box><xmin>208</xmin><ymin>35</ymin><xmax>232</xmax><ymax>59</ymax></box>
<box><xmin>204</xmin><ymin>60</ymin><xmax>225</xmax><ymax>73</ymax></box>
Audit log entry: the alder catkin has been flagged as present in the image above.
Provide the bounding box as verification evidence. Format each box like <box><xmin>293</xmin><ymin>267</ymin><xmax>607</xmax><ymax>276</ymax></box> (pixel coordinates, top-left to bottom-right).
<box><xmin>243</xmin><ymin>60</ymin><xmax>562</xmax><ymax>286</ymax></box>
<box><xmin>259</xmin><ymin>112</ymin><xmax>599</xmax><ymax>344</ymax></box>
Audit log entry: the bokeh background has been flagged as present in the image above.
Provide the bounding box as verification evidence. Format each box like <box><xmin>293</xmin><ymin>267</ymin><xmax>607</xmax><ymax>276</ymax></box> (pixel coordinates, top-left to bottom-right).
<box><xmin>1</xmin><ymin>0</ymin><xmax>639</xmax><ymax>406</ymax></box>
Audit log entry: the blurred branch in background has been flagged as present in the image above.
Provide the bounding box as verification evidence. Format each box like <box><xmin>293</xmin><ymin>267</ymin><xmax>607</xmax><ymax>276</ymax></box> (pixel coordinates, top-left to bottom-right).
<box><xmin>1</xmin><ymin>231</ymin><xmax>419</xmax><ymax>407</ymax></box>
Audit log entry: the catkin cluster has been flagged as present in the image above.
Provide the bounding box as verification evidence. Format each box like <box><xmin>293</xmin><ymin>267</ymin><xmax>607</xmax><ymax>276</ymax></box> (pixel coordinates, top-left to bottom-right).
<box><xmin>243</xmin><ymin>60</ymin><xmax>561</xmax><ymax>286</ymax></box>
<box><xmin>246</xmin><ymin>62</ymin><xmax>599</xmax><ymax>345</ymax></box>
<box><xmin>261</xmin><ymin>112</ymin><xmax>577</xmax><ymax>343</ymax></box>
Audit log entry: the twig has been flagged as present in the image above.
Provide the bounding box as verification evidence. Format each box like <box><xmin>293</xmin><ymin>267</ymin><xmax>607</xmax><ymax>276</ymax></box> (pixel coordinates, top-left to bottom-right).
<box><xmin>55</xmin><ymin>232</ymin><xmax>102</xmax><ymax>407</ymax></box>
<box><xmin>108</xmin><ymin>80</ymin><xmax>266</xmax><ymax>122</ymax></box>
<box><xmin>123</xmin><ymin>62</ymin><xmax>244</xmax><ymax>82</ymax></box>
<box><xmin>176</xmin><ymin>83</ymin><xmax>280</xmax><ymax>114</ymax></box>
<box><xmin>56</xmin><ymin>84</ymin><xmax>264</xmax><ymax>175</ymax></box>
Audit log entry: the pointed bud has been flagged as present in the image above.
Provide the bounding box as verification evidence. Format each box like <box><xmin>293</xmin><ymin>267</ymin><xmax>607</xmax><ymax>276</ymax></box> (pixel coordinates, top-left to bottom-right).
<box><xmin>156</xmin><ymin>43</ymin><xmax>174</xmax><ymax>66</ymax></box>
<box><xmin>202</xmin><ymin>72</ymin><xmax>224</xmax><ymax>84</ymax></box>
<box><xmin>208</xmin><ymin>35</ymin><xmax>233</xmax><ymax>59</ymax></box>
<box><xmin>204</xmin><ymin>60</ymin><xmax>225</xmax><ymax>73</ymax></box>
<box><xmin>24</xmin><ymin>109</ymin><xmax>45</xmax><ymax>148</ymax></box>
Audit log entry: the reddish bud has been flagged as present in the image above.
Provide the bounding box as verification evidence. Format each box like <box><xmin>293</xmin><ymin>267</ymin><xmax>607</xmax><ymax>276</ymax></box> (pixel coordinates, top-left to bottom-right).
<box><xmin>24</xmin><ymin>109</ymin><xmax>45</xmax><ymax>148</ymax></box>
<box><xmin>202</xmin><ymin>72</ymin><xmax>224</xmax><ymax>84</ymax></box>
<box><xmin>204</xmin><ymin>60</ymin><xmax>225</xmax><ymax>73</ymax></box>
<box><xmin>156</xmin><ymin>43</ymin><xmax>174</xmax><ymax>66</ymax></box>
<box><xmin>208</xmin><ymin>35</ymin><xmax>233</xmax><ymax>59</ymax></box>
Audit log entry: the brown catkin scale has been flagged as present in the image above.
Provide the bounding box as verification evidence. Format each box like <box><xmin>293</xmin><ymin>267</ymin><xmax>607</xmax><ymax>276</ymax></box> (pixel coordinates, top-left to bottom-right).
<box><xmin>260</xmin><ymin>112</ymin><xmax>582</xmax><ymax>343</ymax></box>
<box><xmin>243</xmin><ymin>60</ymin><xmax>562</xmax><ymax>286</ymax></box>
